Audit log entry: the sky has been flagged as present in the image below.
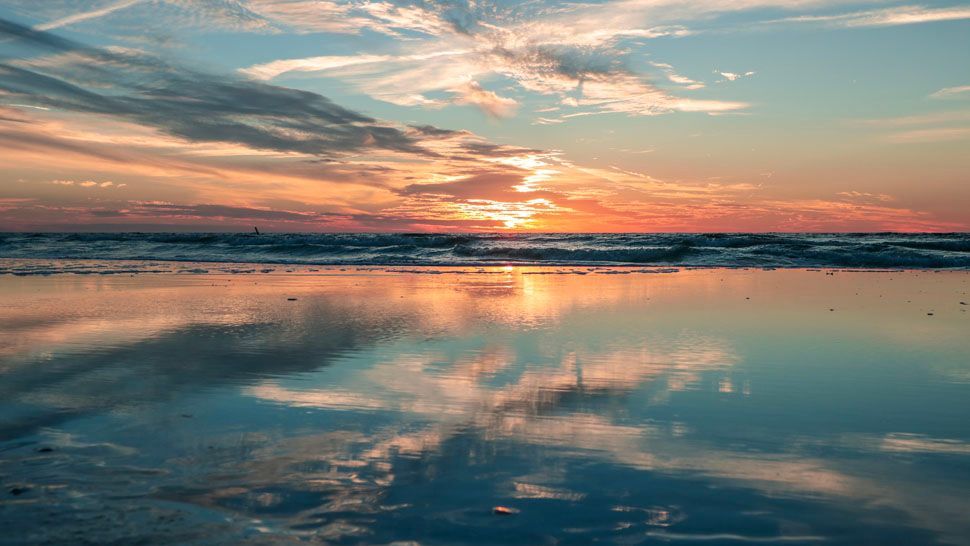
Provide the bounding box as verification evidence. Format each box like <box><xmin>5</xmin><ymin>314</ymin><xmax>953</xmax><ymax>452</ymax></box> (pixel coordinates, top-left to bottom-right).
<box><xmin>0</xmin><ymin>0</ymin><xmax>968</xmax><ymax>232</ymax></box>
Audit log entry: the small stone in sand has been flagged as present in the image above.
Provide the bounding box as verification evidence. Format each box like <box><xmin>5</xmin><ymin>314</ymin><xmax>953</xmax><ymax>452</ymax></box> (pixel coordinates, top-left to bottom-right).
<box><xmin>493</xmin><ymin>506</ymin><xmax>518</xmax><ymax>515</ymax></box>
<box><xmin>927</xmin><ymin>313</ymin><xmax>934</xmax><ymax>316</ymax></box>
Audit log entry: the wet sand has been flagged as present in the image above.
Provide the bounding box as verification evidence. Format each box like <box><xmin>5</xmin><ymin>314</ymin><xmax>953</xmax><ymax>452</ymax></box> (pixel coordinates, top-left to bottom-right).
<box><xmin>1</xmin><ymin>266</ymin><xmax>969</xmax><ymax>545</ymax></box>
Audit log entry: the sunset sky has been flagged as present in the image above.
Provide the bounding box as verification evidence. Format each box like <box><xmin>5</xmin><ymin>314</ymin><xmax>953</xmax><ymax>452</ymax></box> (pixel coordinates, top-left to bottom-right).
<box><xmin>1</xmin><ymin>0</ymin><xmax>968</xmax><ymax>232</ymax></box>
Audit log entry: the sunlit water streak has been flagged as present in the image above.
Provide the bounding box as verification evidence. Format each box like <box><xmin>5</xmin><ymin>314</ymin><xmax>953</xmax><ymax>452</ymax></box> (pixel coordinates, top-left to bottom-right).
<box><xmin>1</xmin><ymin>268</ymin><xmax>969</xmax><ymax>545</ymax></box>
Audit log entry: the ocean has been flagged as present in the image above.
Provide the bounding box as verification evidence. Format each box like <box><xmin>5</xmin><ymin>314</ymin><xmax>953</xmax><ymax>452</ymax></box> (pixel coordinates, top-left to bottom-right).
<box><xmin>1</xmin><ymin>232</ymin><xmax>969</xmax><ymax>270</ymax></box>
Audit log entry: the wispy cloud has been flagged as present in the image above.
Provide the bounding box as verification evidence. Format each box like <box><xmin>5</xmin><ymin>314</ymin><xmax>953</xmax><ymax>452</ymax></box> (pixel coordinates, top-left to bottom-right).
<box><xmin>860</xmin><ymin>111</ymin><xmax>970</xmax><ymax>127</ymax></box>
<box><xmin>239</xmin><ymin>48</ymin><xmax>528</xmax><ymax>117</ymax></box>
<box><xmin>651</xmin><ymin>62</ymin><xmax>705</xmax><ymax>90</ymax></box>
<box><xmin>716</xmin><ymin>70</ymin><xmax>755</xmax><ymax>82</ymax></box>
<box><xmin>238</xmin><ymin>1</ymin><xmax>757</xmax><ymax>118</ymax></box>
<box><xmin>881</xmin><ymin>433</ymin><xmax>970</xmax><ymax>455</ymax></box>
<box><xmin>770</xmin><ymin>5</ymin><xmax>970</xmax><ymax>28</ymax></box>
<box><xmin>452</xmin><ymin>81</ymin><xmax>518</xmax><ymax>119</ymax></box>
<box><xmin>837</xmin><ymin>190</ymin><xmax>895</xmax><ymax>202</ymax></box>
<box><xmin>930</xmin><ymin>85</ymin><xmax>970</xmax><ymax>99</ymax></box>
<box><xmin>860</xmin><ymin>110</ymin><xmax>970</xmax><ymax>144</ymax></box>
<box><xmin>0</xmin><ymin>18</ymin><xmax>447</xmax><ymax>158</ymax></box>
<box><xmin>51</xmin><ymin>179</ymin><xmax>125</xmax><ymax>188</ymax></box>
<box><xmin>887</xmin><ymin>127</ymin><xmax>970</xmax><ymax>143</ymax></box>
<box><xmin>240</xmin><ymin>50</ymin><xmax>468</xmax><ymax>81</ymax></box>
<box><xmin>243</xmin><ymin>0</ymin><xmax>461</xmax><ymax>36</ymax></box>
<box><xmin>35</xmin><ymin>0</ymin><xmax>144</xmax><ymax>31</ymax></box>
<box><xmin>533</xmin><ymin>117</ymin><xmax>565</xmax><ymax>125</ymax></box>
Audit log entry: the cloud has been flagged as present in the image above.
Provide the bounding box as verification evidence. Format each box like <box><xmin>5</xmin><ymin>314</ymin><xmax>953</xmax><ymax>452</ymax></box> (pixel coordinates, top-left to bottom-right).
<box><xmin>131</xmin><ymin>202</ymin><xmax>341</xmax><ymax>222</ymax></box>
<box><xmin>3</xmin><ymin>18</ymin><xmax>596</xmax><ymax>231</ymax></box>
<box><xmin>6</xmin><ymin>0</ymin><xmax>271</xmax><ymax>33</ymax></box>
<box><xmin>452</xmin><ymin>81</ymin><xmax>518</xmax><ymax>118</ymax></box>
<box><xmin>533</xmin><ymin>117</ymin><xmax>565</xmax><ymax>125</ymax></box>
<box><xmin>0</xmin><ymin>200</ymin><xmax>355</xmax><ymax>230</ymax></box>
<box><xmin>930</xmin><ymin>85</ymin><xmax>970</xmax><ymax>99</ymax></box>
<box><xmin>887</xmin><ymin>127</ymin><xmax>970</xmax><ymax>143</ymax></box>
<box><xmin>50</xmin><ymin>179</ymin><xmax>124</xmax><ymax>188</ymax></box>
<box><xmin>667</xmin><ymin>73</ymin><xmax>704</xmax><ymax>89</ymax></box>
<box><xmin>239</xmin><ymin>49</ymin><xmax>472</xmax><ymax>81</ymax></box>
<box><xmin>651</xmin><ymin>61</ymin><xmax>705</xmax><ymax>90</ymax></box>
<box><xmin>716</xmin><ymin>70</ymin><xmax>755</xmax><ymax>82</ymax></box>
<box><xmin>860</xmin><ymin>111</ymin><xmax>970</xmax><ymax>127</ymax></box>
<box><xmin>0</xmin><ymin>18</ymin><xmax>444</xmax><ymax>159</ymax></box>
<box><xmin>1</xmin><ymin>9</ymin><xmax>965</xmax><ymax>233</ymax></box>
<box><xmin>241</xmin><ymin>54</ymin><xmax>396</xmax><ymax>80</ymax></box>
<box><xmin>881</xmin><ymin>433</ymin><xmax>970</xmax><ymax>455</ymax></box>
<box><xmin>114</xmin><ymin>0</ymin><xmax>872</xmax><ymax>41</ymax></box>
<box><xmin>34</xmin><ymin>0</ymin><xmax>144</xmax><ymax>31</ymax></box>
<box><xmin>243</xmin><ymin>0</ymin><xmax>463</xmax><ymax>36</ymax></box>
<box><xmin>837</xmin><ymin>191</ymin><xmax>895</xmax><ymax>202</ymax></box>
<box><xmin>858</xmin><ymin>110</ymin><xmax>970</xmax><ymax>144</ymax></box>
<box><xmin>770</xmin><ymin>5</ymin><xmax>970</xmax><ymax>28</ymax></box>
<box><xmin>238</xmin><ymin>2</ymin><xmax>755</xmax><ymax>117</ymax></box>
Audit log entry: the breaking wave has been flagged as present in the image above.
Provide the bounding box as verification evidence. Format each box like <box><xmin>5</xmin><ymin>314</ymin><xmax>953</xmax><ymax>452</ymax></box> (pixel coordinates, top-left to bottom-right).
<box><xmin>0</xmin><ymin>232</ymin><xmax>968</xmax><ymax>268</ymax></box>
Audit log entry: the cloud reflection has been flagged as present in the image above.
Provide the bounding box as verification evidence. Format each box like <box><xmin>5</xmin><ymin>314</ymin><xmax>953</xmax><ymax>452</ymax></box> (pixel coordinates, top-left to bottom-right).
<box><xmin>2</xmin><ymin>270</ymin><xmax>970</xmax><ymax>543</ymax></box>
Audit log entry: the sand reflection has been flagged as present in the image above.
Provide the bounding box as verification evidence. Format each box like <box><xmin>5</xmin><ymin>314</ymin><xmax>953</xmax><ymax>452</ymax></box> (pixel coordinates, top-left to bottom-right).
<box><xmin>2</xmin><ymin>268</ymin><xmax>969</xmax><ymax>544</ymax></box>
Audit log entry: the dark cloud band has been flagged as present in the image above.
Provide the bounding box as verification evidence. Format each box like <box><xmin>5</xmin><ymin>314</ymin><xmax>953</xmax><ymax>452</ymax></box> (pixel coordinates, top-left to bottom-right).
<box><xmin>0</xmin><ymin>17</ymin><xmax>443</xmax><ymax>158</ymax></box>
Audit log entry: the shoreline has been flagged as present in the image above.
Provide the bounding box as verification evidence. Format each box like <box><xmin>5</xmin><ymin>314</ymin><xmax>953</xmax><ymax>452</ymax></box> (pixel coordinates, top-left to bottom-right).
<box><xmin>2</xmin><ymin>257</ymin><xmax>970</xmax><ymax>276</ymax></box>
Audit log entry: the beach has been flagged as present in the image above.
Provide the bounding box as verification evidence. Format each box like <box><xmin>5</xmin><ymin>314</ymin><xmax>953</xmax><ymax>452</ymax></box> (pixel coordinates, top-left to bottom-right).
<box><xmin>1</xmin><ymin>265</ymin><xmax>969</xmax><ymax>545</ymax></box>
<box><xmin>3</xmin><ymin>2</ymin><xmax>968</xmax><ymax>543</ymax></box>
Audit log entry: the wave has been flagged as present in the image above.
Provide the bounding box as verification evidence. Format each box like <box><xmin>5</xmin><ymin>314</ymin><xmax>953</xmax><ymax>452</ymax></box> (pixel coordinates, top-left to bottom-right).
<box><xmin>1</xmin><ymin>233</ymin><xmax>968</xmax><ymax>269</ymax></box>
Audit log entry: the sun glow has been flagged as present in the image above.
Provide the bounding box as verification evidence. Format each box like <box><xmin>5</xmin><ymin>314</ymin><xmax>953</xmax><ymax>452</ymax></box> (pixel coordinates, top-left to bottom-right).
<box><xmin>514</xmin><ymin>168</ymin><xmax>559</xmax><ymax>192</ymax></box>
<box><xmin>456</xmin><ymin>198</ymin><xmax>557</xmax><ymax>229</ymax></box>
<box><xmin>1</xmin><ymin>8</ymin><xmax>966</xmax><ymax>234</ymax></box>
<box><xmin>488</xmin><ymin>154</ymin><xmax>561</xmax><ymax>193</ymax></box>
